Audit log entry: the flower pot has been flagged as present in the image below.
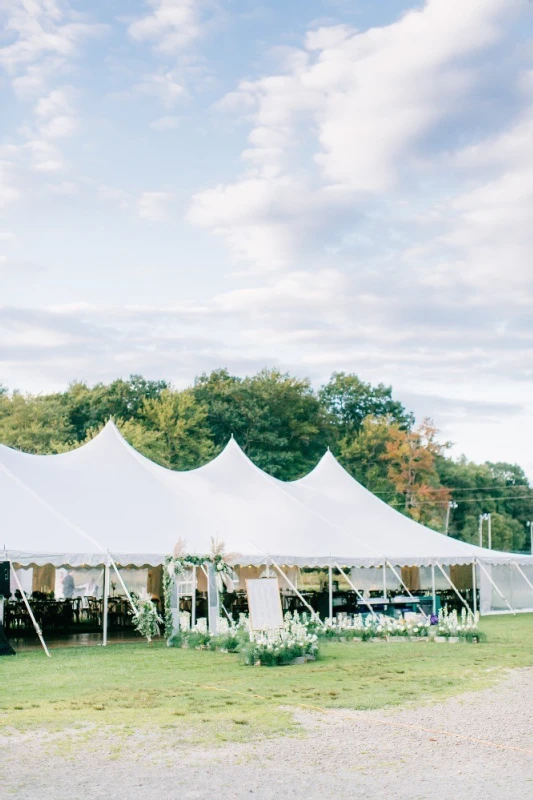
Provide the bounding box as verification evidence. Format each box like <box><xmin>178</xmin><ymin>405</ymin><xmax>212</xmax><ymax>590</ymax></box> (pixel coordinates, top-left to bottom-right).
<box><xmin>304</xmin><ymin>654</ymin><xmax>316</xmax><ymax>662</ymax></box>
<box><xmin>291</xmin><ymin>656</ymin><xmax>306</xmax><ymax>665</ymax></box>
<box><xmin>434</xmin><ymin>636</ymin><xmax>447</xmax><ymax>643</ymax></box>
<box><xmin>448</xmin><ymin>637</ymin><xmax>459</xmax><ymax>643</ymax></box>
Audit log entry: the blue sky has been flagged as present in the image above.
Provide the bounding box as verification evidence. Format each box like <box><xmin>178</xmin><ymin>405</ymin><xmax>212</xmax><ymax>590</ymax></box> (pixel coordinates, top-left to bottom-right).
<box><xmin>1</xmin><ymin>0</ymin><xmax>533</xmax><ymax>473</ymax></box>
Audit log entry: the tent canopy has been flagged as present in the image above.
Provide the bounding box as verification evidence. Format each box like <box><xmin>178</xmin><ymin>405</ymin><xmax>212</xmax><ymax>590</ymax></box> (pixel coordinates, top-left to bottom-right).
<box><xmin>2</xmin><ymin>421</ymin><xmax>531</xmax><ymax>569</ymax></box>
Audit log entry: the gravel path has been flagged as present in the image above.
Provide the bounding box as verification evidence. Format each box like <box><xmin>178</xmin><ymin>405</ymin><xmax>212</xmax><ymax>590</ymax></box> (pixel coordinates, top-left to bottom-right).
<box><xmin>3</xmin><ymin>669</ymin><xmax>533</xmax><ymax>799</ymax></box>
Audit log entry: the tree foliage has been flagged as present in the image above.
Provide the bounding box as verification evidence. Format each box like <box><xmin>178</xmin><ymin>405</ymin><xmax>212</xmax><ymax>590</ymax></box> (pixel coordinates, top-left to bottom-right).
<box><xmin>1</xmin><ymin>370</ymin><xmax>531</xmax><ymax>552</ymax></box>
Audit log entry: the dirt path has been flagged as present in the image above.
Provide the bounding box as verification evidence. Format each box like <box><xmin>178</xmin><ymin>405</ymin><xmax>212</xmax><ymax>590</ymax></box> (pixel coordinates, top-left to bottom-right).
<box><xmin>3</xmin><ymin>669</ymin><xmax>533</xmax><ymax>799</ymax></box>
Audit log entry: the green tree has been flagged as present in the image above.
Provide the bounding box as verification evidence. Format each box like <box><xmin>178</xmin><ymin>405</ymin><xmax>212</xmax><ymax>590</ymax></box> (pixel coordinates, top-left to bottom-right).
<box><xmin>141</xmin><ymin>388</ymin><xmax>215</xmax><ymax>469</ymax></box>
<box><xmin>319</xmin><ymin>373</ymin><xmax>412</xmax><ymax>436</ymax></box>
<box><xmin>435</xmin><ymin>456</ymin><xmax>531</xmax><ymax>551</ymax></box>
<box><xmin>193</xmin><ymin>368</ymin><xmax>333</xmax><ymax>479</ymax></box>
<box><xmin>0</xmin><ymin>391</ymin><xmax>73</xmax><ymax>453</ymax></box>
<box><xmin>461</xmin><ymin>512</ymin><xmax>526</xmax><ymax>552</ymax></box>
<box><xmin>62</xmin><ymin>375</ymin><xmax>169</xmax><ymax>441</ymax></box>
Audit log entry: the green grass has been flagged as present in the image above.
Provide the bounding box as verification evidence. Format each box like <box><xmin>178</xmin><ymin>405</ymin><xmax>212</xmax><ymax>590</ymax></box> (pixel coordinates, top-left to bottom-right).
<box><xmin>1</xmin><ymin>615</ymin><xmax>532</xmax><ymax>744</ymax></box>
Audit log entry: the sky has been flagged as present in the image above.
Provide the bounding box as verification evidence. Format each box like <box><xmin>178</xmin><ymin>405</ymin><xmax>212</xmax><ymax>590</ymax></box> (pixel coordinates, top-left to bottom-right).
<box><xmin>1</xmin><ymin>0</ymin><xmax>533</xmax><ymax>473</ymax></box>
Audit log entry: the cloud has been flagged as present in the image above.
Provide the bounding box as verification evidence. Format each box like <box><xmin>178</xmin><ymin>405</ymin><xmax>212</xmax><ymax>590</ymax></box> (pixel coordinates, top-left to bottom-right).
<box><xmin>137</xmin><ymin>191</ymin><xmax>174</xmax><ymax>220</ymax></box>
<box><xmin>135</xmin><ymin>71</ymin><xmax>185</xmax><ymax>108</ymax></box>
<box><xmin>0</xmin><ymin>0</ymin><xmax>106</xmax><ymax>84</ymax></box>
<box><xmin>128</xmin><ymin>0</ymin><xmax>210</xmax><ymax>55</ymax></box>
<box><xmin>150</xmin><ymin>115</ymin><xmax>181</xmax><ymax>132</ymax></box>
<box><xmin>188</xmin><ymin>0</ymin><xmax>513</xmax><ymax>272</ymax></box>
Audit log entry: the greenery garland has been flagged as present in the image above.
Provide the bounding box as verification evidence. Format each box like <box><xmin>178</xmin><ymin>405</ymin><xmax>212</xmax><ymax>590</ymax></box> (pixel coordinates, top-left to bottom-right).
<box><xmin>162</xmin><ymin>553</ymin><xmax>233</xmax><ymax>638</ymax></box>
<box><xmin>130</xmin><ymin>590</ymin><xmax>163</xmax><ymax>643</ymax></box>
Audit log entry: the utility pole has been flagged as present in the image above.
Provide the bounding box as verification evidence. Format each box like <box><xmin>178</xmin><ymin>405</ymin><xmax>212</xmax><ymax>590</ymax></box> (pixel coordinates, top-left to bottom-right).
<box><xmin>445</xmin><ymin>500</ymin><xmax>458</xmax><ymax>535</ymax></box>
<box><xmin>479</xmin><ymin>513</ymin><xmax>491</xmax><ymax>548</ymax></box>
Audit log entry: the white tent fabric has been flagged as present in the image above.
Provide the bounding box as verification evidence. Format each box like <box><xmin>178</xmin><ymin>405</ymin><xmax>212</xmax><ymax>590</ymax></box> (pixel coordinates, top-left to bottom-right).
<box><xmin>290</xmin><ymin>450</ymin><xmax>533</xmax><ymax>567</ymax></box>
<box><xmin>2</xmin><ymin>421</ymin><xmax>532</xmax><ymax>576</ymax></box>
<box><xmin>1</xmin><ymin>422</ymin><xmax>376</xmax><ymax>567</ymax></box>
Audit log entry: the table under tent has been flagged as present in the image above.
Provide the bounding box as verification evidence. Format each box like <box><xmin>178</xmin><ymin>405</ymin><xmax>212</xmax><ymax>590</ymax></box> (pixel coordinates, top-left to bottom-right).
<box><xmin>1</xmin><ymin>421</ymin><xmax>532</xmax><ymax>648</ymax></box>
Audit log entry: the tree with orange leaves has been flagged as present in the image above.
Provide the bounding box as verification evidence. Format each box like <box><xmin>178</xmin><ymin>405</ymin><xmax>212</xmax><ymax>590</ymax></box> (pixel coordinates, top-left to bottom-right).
<box><xmin>384</xmin><ymin>418</ymin><xmax>451</xmax><ymax>528</ymax></box>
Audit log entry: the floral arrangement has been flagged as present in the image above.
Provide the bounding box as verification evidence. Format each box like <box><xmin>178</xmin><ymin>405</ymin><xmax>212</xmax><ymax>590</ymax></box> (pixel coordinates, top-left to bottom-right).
<box><xmin>436</xmin><ymin>607</ymin><xmax>485</xmax><ymax>642</ymax></box>
<box><xmin>168</xmin><ymin>614</ymin><xmax>249</xmax><ymax>652</ymax></box>
<box><xmin>162</xmin><ymin>538</ymin><xmax>236</xmax><ymax>638</ymax></box>
<box><xmin>131</xmin><ymin>590</ymin><xmax>163</xmax><ymax>643</ymax></box>
<box><xmin>319</xmin><ymin>613</ymin><xmax>430</xmax><ymax>640</ymax></box>
<box><xmin>240</xmin><ymin>613</ymin><xmax>319</xmax><ymax>667</ymax></box>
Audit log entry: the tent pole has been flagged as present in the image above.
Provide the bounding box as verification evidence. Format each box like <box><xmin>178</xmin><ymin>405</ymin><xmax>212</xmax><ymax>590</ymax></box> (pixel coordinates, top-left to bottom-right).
<box><xmin>328</xmin><ymin>564</ymin><xmax>333</xmax><ymax>620</ymax></box>
<box><xmin>102</xmin><ymin>560</ymin><xmax>110</xmax><ymax>646</ymax></box>
<box><xmin>435</xmin><ymin>562</ymin><xmax>473</xmax><ymax>614</ymax></box>
<box><xmin>385</xmin><ymin>560</ymin><xmax>429</xmax><ymax>619</ymax></box>
<box><xmin>476</xmin><ymin>559</ymin><xmax>515</xmax><ymax>615</ymax></box>
<box><xmin>108</xmin><ymin>556</ymin><xmax>139</xmax><ymax>616</ymax></box>
<box><xmin>334</xmin><ymin>563</ymin><xmax>378</xmax><ymax>619</ymax></box>
<box><xmin>269</xmin><ymin>560</ymin><xmax>321</xmax><ymax>623</ymax></box>
<box><xmin>472</xmin><ymin>562</ymin><xmax>477</xmax><ymax>615</ymax></box>
<box><xmin>431</xmin><ymin>564</ymin><xmax>436</xmax><ymax>616</ymax></box>
<box><xmin>9</xmin><ymin>561</ymin><xmax>50</xmax><ymax>657</ymax></box>
<box><xmin>191</xmin><ymin>565</ymin><xmax>197</xmax><ymax>627</ymax></box>
<box><xmin>382</xmin><ymin>562</ymin><xmax>387</xmax><ymax>601</ymax></box>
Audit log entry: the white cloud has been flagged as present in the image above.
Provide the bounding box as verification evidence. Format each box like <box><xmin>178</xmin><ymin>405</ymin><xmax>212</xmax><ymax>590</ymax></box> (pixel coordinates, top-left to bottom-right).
<box><xmin>128</xmin><ymin>0</ymin><xmax>209</xmax><ymax>55</ymax></box>
<box><xmin>189</xmin><ymin>0</ymin><xmax>512</xmax><ymax>271</ymax></box>
<box><xmin>150</xmin><ymin>115</ymin><xmax>181</xmax><ymax>132</ymax></box>
<box><xmin>135</xmin><ymin>71</ymin><xmax>185</xmax><ymax>108</ymax></box>
<box><xmin>0</xmin><ymin>1</ymin><xmax>106</xmax><ymax>82</ymax></box>
<box><xmin>24</xmin><ymin>138</ymin><xmax>64</xmax><ymax>172</ymax></box>
<box><xmin>137</xmin><ymin>191</ymin><xmax>173</xmax><ymax>220</ymax></box>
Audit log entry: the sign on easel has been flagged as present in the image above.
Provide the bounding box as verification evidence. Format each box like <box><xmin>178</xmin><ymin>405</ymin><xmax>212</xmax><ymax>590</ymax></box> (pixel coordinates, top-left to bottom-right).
<box><xmin>246</xmin><ymin>578</ymin><xmax>283</xmax><ymax>631</ymax></box>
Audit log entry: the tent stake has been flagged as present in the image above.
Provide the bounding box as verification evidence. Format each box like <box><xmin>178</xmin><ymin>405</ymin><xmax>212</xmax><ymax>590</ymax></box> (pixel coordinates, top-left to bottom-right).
<box><xmin>269</xmin><ymin>560</ymin><xmax>321</xmax><ymax>623</ymax></box>
<box><xmin>9</xmin><ymin>561</ymin><xmax>50</xmax><ymax>657</ymax></box>
<box><xmin>476</xmin><ymin>559</ymin><xmax>515</xmax><ymax>615</ymax></box>
<box><xmin>435</xmin><ymin>562</ymin><xmax>473</xmax><ymax>615</ymax></box>
<box><xmin>334</xmin><ymin>563</ymin><xmax>378</xmax><ymax>619</ymax></box>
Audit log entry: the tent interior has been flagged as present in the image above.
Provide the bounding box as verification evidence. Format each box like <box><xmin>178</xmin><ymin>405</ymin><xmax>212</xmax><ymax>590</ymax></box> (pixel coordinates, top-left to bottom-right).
<box><xmin>2</xmin><ymin>421</ymin><xmax>533</xmax><ymax>642</ymax></box>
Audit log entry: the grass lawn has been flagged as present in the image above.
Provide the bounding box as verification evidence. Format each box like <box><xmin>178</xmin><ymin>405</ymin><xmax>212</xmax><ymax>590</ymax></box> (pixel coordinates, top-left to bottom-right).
<box><xmin>1</xmin><ymin>615</ymin><xmax>532</xmax><ymax>744</ymax></box>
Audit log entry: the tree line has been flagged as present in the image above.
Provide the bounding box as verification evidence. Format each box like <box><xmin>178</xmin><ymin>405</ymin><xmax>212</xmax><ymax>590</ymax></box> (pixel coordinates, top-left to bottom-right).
<box><xmin>1</xmin><ymin>370</ymin><xmax>531</xmax><ymax>553</ymax></box>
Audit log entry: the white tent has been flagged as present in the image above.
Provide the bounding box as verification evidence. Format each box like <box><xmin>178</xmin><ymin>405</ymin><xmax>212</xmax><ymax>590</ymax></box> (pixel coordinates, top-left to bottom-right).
<box><xmin>2</xmin><ymin>420</ymin><xmax>532</xmax><ymax>614</ymax></box>
<box><xmin>1</xmin><ymin>421</ymin><xmax>377</xmax><ymax>568</ymax></box>
<box><xmin>289</xmin><ymin>449</ymin><xmax>533</xmax><ymax>614</ymax></box>
<box><xmin>290</xmin><ymin>449</ymin><xmax>531</xmax><ymax>567</ymax></box>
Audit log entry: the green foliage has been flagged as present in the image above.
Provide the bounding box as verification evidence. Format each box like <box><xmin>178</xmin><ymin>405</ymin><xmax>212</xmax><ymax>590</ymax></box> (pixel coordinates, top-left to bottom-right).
<box><xmin>319</xmin><ymin>372</ymin><xmax>412</xmax><ymax>435</ymax></box>
<box><xmin>193</xmin><ymin>368</ymin><xmax>332</xmax><ymax>479</ymax></box>
<box><xmin>141</xmin><ymin>388</ymin><xmax>215</xmax><ymax>469</ymax></box>
<box><xmin>0</xmin><ymin>391</ymin><xmax>73</xmax><ymax>453</ymax></box>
